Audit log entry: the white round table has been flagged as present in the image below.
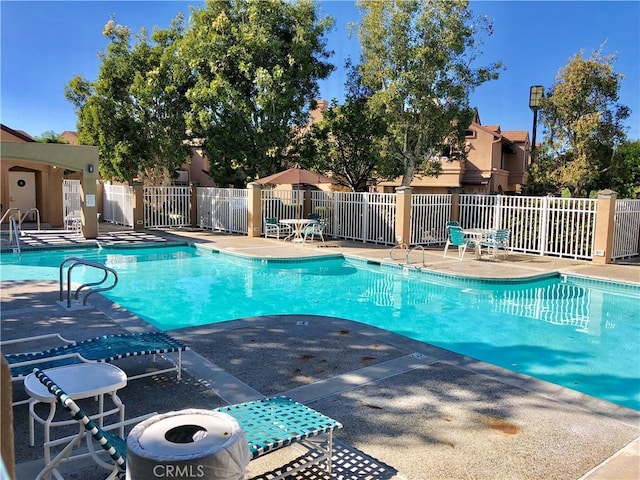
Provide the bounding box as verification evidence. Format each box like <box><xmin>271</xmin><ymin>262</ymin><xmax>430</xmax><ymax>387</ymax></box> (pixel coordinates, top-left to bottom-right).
<box><xmin>24</xmin><ymin>363</ymin><xmax>127</xmax><ymax>469</ymax></box>
<box><xmin>279</xmin><ymin>218</ymin><xmax>317</xmax><ymax>243</ymax></box>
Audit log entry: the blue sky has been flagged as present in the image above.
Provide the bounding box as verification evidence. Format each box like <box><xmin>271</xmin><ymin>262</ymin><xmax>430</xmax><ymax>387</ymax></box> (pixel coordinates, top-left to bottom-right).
<box><xmin>1</xmin><ymin>1</ymin><xmax>638</xmax><ymax>141</ymax></box>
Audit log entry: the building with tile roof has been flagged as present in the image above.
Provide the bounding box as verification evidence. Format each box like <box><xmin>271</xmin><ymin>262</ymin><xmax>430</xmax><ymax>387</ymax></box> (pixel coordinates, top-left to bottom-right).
<box><xmin>376</xmin><ymin>111</ymin><xmax>531</xmax><ymax>194</ymax></box>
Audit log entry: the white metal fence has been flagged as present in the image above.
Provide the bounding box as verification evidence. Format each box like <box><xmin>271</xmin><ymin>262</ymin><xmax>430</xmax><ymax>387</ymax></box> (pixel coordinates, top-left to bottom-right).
<box><xmin>459</xmin><ymin>195</ymin><xmax>597</xmax><ymax>259</ymax></box>
<box><xmin>89</xmin><ymin>183</ymin><xmax>636</xmax><ymax>261</ymax></box>
<box><xmin>103</xmin><ymin>184</ymin><xmax>135</xmax><ymax>227</ymax></box>
<box><xmin>310</xmin><ymin>191</ymin><xmax>397</xmax><ymax>245</ymax></box>
<box><xmin>410</xmin><ymin>194</ymin><xmax>452</xmax><ymax>245</ymax></box>
<box><xmin>197</xmin><ymin>188</ymin><xmax>248</xmax><ymax>234</ymax></box>
<box><xmin>613</xmin><ymin>199</ymin><xmax>640</xmax><ymax>260</ymax></box>
<box><xmin>261</xmin><ymin>189</ymin><xmax>301</xmax><ymax>223</ymax></box>
<box><xmin>144</xmin><ymin>186</ymin><xmax>191</xmax><ymax>228</ymax></box>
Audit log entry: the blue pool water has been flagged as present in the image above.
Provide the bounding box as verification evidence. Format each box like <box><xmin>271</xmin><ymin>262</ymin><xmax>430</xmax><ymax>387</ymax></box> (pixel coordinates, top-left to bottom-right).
<box><xmin>2</xmin><ymin>245</ymin><xmax>639</xmax><ymax>410</ymax></box>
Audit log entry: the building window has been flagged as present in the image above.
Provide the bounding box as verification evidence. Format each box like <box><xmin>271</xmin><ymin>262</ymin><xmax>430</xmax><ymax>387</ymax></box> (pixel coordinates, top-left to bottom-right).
<box><xmin>465</xmin><ymin>130</ymin><xmax>475</xmax><ymax>138</ymax></box>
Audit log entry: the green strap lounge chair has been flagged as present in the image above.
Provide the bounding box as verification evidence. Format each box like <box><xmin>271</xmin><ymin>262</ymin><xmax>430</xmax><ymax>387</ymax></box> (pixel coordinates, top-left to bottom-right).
<box><xmin>218</xmin><ymin>396</ymin><xmax>342</xmax><ymax>474</ymax></box>
<box><xmin>4</xmin><ymin>332</ymin><xmax>186</xmax><ymax>384</ymax></box>
<box><xmin>33</xmin><ymin>368</ymin><xmax>154</xmax><ymax>480</ymax></box>
<box><xmin>33</xmin><ymin>368</ymin><xmax>342</xmax><ymax>480</ymax></box>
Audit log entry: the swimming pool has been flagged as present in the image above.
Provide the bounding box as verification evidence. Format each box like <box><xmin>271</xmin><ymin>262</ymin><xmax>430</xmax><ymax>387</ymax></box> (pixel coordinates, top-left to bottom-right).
<box><xmin>2</xmin><ymin>245</ymin><xmax>639</xmax><ymax>410</ymax></box>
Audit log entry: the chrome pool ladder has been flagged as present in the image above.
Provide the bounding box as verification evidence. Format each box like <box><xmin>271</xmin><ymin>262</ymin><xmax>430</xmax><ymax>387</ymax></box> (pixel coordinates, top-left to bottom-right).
<box><xmin>389</xmin><ymin>243</ymin><xmax>426</xmax><ymax>267</ymax></box>
<box><xmin>8</xmin><ymin>216</ymin><xmax>21</xmax><ymax>256</ymax></box>
<box><xmin>59</xmin><ymin>257</ymin><xmax>118</xmax><ymax>308</ymax></box>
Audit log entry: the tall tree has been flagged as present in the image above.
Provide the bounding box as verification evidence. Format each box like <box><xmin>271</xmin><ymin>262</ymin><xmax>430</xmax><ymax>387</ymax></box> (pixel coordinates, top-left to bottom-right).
<box><xmin>180</xmin><ymin>0</ymin><xmax>334</xmax><ymax>187</ymax></box>
<box><xmin>65</xmin><ymin>16</ymin><xmax>192</xmax><ymax>184</ymax></box>
<box><xmin>301</xmin><ymin>62</ymin><xmax>391</xmax><ymax>191</ymax></box>
<box><xmin>537</xmin><ymin>47</ymin><xmax>630</xmax><ymax>197</ymax></box>
<box><xmin>356</xmin><ymin>0</ymin><xmax>501</xmax><ymax>186</ymax></box>
<box><xmin>604</xmin><ymin>140</ymin><xmax>640</xmax><ymax>198</ymax></box>
<box><xmin>34</xmin><ymin>131</ymin><xmax>66</xmax><ymax>143</ymax></box>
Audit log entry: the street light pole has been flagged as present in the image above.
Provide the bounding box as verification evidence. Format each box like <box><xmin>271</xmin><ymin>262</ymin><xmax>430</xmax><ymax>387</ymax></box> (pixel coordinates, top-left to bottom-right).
<box><xmin>529</xmin><ymin>85</ymin><xmax>544</xmax><ymax>164</ymax></box>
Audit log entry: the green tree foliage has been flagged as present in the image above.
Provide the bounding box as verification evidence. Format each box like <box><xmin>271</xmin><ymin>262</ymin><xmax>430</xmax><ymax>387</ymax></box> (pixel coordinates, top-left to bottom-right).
<box><xmin>180</xmin><ymin>0</ymin><xmax>334</xmax><ymax>187</ymax></box>
<box><xmin>606</xmin><ymin>140</ymin><xmax>640</xmax><ymax>198</ymax></box>
<box><xmin>34</xmin><ymin>131</ymin><xmax>66</xmax><ymax>143</ymax></box>
<box><xmin>301</xmin><ymin>62</ymin><xmax>390</xmax><ymax>191</ymax></box>
<box><xmin>356</xmin><ymin>0</ymin><xmax>502</xmax><ymax>185</ymax></box>
<box><xmin>536</xmin><ymin>47</ymin><xmax>630</xmax><ymax>197</ymax></box>
<box><xmin>65</xmin><ymin>16</ymin><xmax>192</xmax><ymax>184</ymax></box>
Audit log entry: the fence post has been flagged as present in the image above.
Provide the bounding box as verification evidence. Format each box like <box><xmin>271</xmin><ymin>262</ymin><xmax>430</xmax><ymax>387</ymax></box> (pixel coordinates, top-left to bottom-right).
<box><xmin>493</xmin><ymin>195</ymin><xmax>503</xmax><ymax>230</ymax></box>
<box><xmin>394</xmin><ymin>186</ymin><xmax>412</xmax><ymax>246</ymax></box>
<box><xmin>450</xmin><ymin>192</ymin><xmax>460</xmax><ymax>223</ymax></box>
<box><xmin>132</xmin><ymin>183</ymin><xmax>145</xmax><ymax>231</ymax></box>
<box><xmin>247</xmin><ymin>182</ymin><xmax>262</xmax><ymax>237</ymax></box>
<box><xmin>592</xmin><ymin>189</ymin><xmax>617</xmax><ymax>264</ymax></box>
<box><xmin>190</xmin><ymin>185</ymin><xmax>198</xmax><ymax>228</ymax></box>
<box><xmin>538</xmin><ymin>196</ymin><xmax>550</xmax><ymax>256</ymax></box>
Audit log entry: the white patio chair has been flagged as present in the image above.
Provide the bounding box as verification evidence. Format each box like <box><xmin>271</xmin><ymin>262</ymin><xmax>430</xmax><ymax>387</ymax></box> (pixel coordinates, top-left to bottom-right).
<box><xmin>263</xmin><ymin>217</ymin><xmax>292</xmax><ymax>240</ymax></box>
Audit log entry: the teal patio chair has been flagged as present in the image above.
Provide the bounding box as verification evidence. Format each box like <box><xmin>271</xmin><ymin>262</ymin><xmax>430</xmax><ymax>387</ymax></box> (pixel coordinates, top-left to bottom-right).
<box><xmin>480</xmin><ymin>228</ymin><xmax>511</xmax><ymax>259</ymax></box>
<box><xmin>443</xmin><ymin>225</ymin><xmax>476</xmax><ymax>261</ymax></box>
<box><xmin>302</xmin><ymin>218</ymin><xmax>327</xmax><ymax>244</ymax></box>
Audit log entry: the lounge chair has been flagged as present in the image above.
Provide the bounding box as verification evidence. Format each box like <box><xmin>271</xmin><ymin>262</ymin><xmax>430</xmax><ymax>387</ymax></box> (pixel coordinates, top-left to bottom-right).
<box><xmin>33</xmin><ymin>369</ymin><xmax>342</xmax><ymax>480</ymax></box>
<box><xmin>218</xmin><ymin>395</ymin><xmax>342</xmax><ymax>474</ymax></box>
<box><xmin>32</xmin><ymin>368</ymin><xmax>154</xmax><ymax>480</ymax></box>
<box><xmin>3</xmin><ymin>331</ymin><xmax>186</xmax><ymax>386</ymax></box>
<box><xmin>480</xmin><ymin>228</ymin><xmax>511</xmax><ymax>259</ymax></box>
<box><xmin>443</xmin><ymin>225</ymin><xmax>476</xmax><ymax>261</ymax></box>
<box><xmin>263</xmin><ymin>217</ymin><xmax>292</xmax><ymax>240</ymax></box>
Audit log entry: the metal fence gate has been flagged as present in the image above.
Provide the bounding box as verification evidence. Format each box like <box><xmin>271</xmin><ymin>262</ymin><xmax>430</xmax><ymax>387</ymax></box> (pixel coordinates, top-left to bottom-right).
<box><xmin>62</xmin><ymin>179</ymin><xmax>81</xmax><ymax>221</ymax></box>
<box><xmin>613</xmin><ymin>199</ymin><xmax>640</xmax><ymax>260</ymax></box>
<box><xmin>197</xmin><ymin>187</ymin><xmax>248</xmax><ymax>234</ymax></box>
<box><xmin>103</xmin><ymin>184</ymin><xmax>135</xmax><ymax>227</ymax></box>
<box><xmin>144</xmin><ymin>186</ymin><xmax>191</xmax><ymax>228</ymax></box>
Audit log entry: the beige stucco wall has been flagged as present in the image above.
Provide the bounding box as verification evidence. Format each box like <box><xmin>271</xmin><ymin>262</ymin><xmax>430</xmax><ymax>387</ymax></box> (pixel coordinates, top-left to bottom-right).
<box><xmin>0</xmin><ymin>141</ymin><xmax>99</xmax><ymax>238</ymax></box>
<box><xmin>187</xmin><ymin>148</ymin><xmax>216</xmax><ymax>187</ymax></box>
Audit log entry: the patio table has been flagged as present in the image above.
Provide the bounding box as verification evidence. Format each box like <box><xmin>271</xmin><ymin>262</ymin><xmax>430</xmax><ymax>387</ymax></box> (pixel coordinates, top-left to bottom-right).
<box><xmin>280</xmin><ymin>219</ymin><xmax>317</xmax><ymax>243</ymax></box>
<box><xmin>24</xmin><ymin>363</ymin><xmax>127</xmax><ymax>478</ymax></box>
<box><xmin>461</xmin><ymin>228</ymin><xmax>495</xmax><ymax>259</ymax></box>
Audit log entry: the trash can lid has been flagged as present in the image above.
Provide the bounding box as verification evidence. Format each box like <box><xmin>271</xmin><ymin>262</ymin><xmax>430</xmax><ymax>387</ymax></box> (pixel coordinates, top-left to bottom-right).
<box><xmin>134</xmin><ymin>410</ymin><xmax>242</xmax><ymax>457</ymax></box>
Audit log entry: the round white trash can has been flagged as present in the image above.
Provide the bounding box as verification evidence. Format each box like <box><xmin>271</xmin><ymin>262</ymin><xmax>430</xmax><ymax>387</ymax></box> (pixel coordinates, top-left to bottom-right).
<box><xmin>126</xmin><ymin>409</ymin><xmax>250</xmax><ymax>480</ymax></box>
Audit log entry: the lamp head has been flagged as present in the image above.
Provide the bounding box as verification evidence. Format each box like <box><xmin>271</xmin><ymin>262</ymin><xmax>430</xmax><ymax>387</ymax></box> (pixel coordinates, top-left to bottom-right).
<box><xmin>529</xmin><ymin>85</ymin><xmax>544</xmax><ymax>110</ymax></box>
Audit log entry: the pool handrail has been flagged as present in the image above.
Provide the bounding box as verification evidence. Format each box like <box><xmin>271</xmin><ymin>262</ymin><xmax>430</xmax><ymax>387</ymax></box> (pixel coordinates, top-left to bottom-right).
<box><xmin>59</xmin><ymin>257</ymin><xmax>118</xmax><ymax>307</ymax></box>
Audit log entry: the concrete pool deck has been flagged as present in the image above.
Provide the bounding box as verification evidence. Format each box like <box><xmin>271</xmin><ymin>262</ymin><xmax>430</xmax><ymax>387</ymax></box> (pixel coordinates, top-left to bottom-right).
<box><xmin>2</xmin><ymin>227</ymin><xmax>639</xmax><ymax>479</ymax></box>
